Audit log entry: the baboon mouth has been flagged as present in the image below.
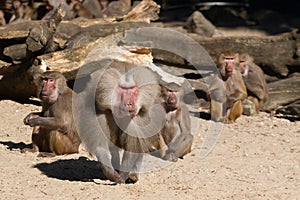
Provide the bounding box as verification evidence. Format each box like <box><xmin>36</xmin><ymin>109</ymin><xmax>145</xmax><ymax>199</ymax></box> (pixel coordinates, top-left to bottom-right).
<box><xmin>167</xmin><ymin>97</ymin><xmax>177</xmax><ymax>105</ymax></box>
<box><xmin>118</xmin><ymin>107</ymin><xmax>136</xmax><ymax>117</ymax></box>
<box><xmin>40</xmin><ymin>94</ymin><xmax>48</xmax><ymax>99</ymax></box>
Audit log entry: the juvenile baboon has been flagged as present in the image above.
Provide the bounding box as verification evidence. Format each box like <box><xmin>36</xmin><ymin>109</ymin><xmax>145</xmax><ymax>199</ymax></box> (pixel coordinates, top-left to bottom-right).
<box><xmin>159</xmin><ymin>84</ymin><xmax>193</xmax><ymax>162</ymax></box>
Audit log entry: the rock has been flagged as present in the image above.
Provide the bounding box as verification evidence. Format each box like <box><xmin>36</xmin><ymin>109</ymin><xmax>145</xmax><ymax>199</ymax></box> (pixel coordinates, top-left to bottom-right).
<box><xmin>242</xmin><ymin>99</ymin><xmax>257</xmax><ymax>116</ymax></box>
<box><xmin>184</xmin><ymin>11</ymin><xmax>216</xmax><ymax>37</ymax></box>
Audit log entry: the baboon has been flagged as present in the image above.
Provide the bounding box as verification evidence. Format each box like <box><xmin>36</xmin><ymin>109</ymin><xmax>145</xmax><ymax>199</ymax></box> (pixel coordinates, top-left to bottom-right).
<box><xmin>23</xmin><ymin>71</ymin><xmax>81</xmax><ymax>157</ymax></box>
<box><xmin>216</xmin><ymin>53</ymin><xmax>247</xmax><ymax>123</ymax></box>
<box><xmin>0</xmin><ymin>10</ymin><xmax>6</xmax><ymax>26</ymax></box>
<box><xmin>78</xmin><ymin>61</ymin><xmax>165</xmax><ymax>184</ymax></box>
<box><xmin>239</xmin><ymin>53</ymin><xmax>269</xmax><ymax>113</ymax></box>
<box><xmin>159</xmin><ymin>84</ymin><xmax>193</xmax><ymax>162</ymax></box>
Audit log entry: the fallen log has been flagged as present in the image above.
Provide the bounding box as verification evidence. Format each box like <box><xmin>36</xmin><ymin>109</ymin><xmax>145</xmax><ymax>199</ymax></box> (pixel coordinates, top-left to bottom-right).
<box><xmin>0</xmin><ymin>0</ymin><xmax>166</xmax><ymax>102</ymax></box>
<box><xmin>197</xmin><ymin>32</ymin><xmax>300</xmax><ymax>77</ymax></box>
<box><xmin>263</xmin><ymin>76</ymin><xmax>300</xmax><ymax>112</ymax></box>
<box><xmin>39</xmin><ymin>31</ymin><xmax>186</xmax><ymax>85</ymax></box>
<box><xmin>0</xmin><ymin>30</ymin><xmax>186</xmax><ymax>102</ymax></box>
<box><xmin>1</xmin><ymin>22</ymin><xmax>300</xmax><ymax>78</ymax></box>
<box><xmin>154</xmin><ymin>31</ymin><xmax>300</xmax><ymax>77</ymax></box>
<box><xmin>0</xmin><ymin>20</ymin><xmax>161</xmax><ymax>69</ymax></box>
<box><xmin>275</xmin><ymin>100</ymin><xmax>300</xmax><ymax>117</ymax></box>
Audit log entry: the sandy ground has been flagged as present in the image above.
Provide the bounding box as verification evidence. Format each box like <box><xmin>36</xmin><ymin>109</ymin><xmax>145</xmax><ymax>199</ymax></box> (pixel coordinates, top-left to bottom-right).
<box><xmin>0</xmin><ymin>99</ymin><xmax>299</xmax><ymax>199</ymax></box>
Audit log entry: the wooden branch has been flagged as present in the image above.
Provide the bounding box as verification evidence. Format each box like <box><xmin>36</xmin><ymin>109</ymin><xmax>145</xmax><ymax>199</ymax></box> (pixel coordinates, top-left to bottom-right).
<box><xmin>123</xmin><ymin>0</ymin><xmax>160</xmax><ymax>22</ymax></box>
<box><xmin>0</xmin><ymin>21</ymin><xmax>42</xmax><ymax>40</ymax></box>
<box><xmin>26</xmin><ymin>5</ymin><xmax>64</xmax><ymax>53</ymax></box>
<box><xmin>1</xmin><ymin>17</ymin><xmax>299</xmax><ymax>78</ymax></box>
<box><xmin>36</xmin><ymin>42</ymin><xmax>95</xmax><ymax>80</ymax></box>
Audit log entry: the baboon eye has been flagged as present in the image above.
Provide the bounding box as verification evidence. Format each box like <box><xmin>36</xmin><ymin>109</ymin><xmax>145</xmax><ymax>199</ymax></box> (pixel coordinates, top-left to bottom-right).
<box><xmin>225</xmin><ymin>58</ymin><xmax>234</xmax><ymax>61</ymax></box>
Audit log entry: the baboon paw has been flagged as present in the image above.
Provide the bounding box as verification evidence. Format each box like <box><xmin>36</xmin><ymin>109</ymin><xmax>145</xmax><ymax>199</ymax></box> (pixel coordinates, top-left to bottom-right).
<box><xmin>125</xmin><ymin>173</ymin><xmax>138</xmax><ymax>184</ymax></box>
<box><xmin>163</xmin><ymin>153</ymin><xmax>178</xmax><ymax>162</ymax></box>
<box><xmin>20</xmin><ymin>148</ymin><xmax>35</xmax><ymax>154</ymax></box>
<box><xmin>105</xmin><ymin>170</ymin><xmax>122</xmax><ymax>183</ymax></box>
<box><xmin>37</xmin><ymin>152</ymin><xmax>56</xmax><ymax>157</ymax></box>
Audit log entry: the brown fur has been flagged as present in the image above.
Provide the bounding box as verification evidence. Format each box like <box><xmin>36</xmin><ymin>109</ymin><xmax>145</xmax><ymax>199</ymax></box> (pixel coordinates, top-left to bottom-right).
<box><xmin>0</xmin><ymin>10</ymin><xmax>6</xmax><ymax>26</ymax></box>
<box><xmin>208</xmin><ymin>74</ymin><xmax>227</xmax><ymax>122</ymax></box>
<box><xmin>239</xmin><ymin>53</ymin><xmax>269</xmax><ymax>112</ymax></box>
<box><xmin>83</xmin><ymin>61</ymin><xmax>163</xmax><ymax>184</ymax></box>
<box><xmin>217</xmin><ymin>53</ymin><xmax>247</xmax><ymax>123</ymax></box>
<box><xmin>23</xmin><ymin>71</ymin><xmax>81</xmax><ymax>157</ymax></box>
<box><xmin>72</xmin><ymin>2</ymin><xmax>94</xmax><ymax>19</ymax></box>
<box><xmin>159</xmin><ymin>85</ymin><xmax>193</xmax><ymax>162</ymax></box>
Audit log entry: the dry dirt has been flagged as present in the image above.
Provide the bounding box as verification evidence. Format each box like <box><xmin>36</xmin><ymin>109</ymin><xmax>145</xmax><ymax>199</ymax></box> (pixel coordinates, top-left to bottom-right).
<box><xmin>0</xmin><ymin>99</ymin><xmax>299</xmax><ymax>200</ymax></box>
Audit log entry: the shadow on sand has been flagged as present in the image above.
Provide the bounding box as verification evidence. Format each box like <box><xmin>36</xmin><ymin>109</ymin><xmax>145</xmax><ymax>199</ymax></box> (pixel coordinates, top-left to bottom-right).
<box><xmin>33</xmin><ymin>156</ymin><xmax>110</xmax><ymax>183</ymax></box>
